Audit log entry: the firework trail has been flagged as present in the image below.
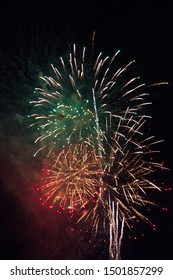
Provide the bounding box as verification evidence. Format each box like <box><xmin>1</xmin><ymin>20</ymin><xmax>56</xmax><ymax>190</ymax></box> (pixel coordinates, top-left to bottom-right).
<box><xmin>29</xmin><ymin>36</ymin><xmax>167</xmax><ymax>259</ymax></box>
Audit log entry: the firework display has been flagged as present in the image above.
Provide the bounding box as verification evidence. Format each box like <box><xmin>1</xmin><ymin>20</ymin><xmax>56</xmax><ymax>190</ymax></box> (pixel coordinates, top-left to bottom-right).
<box><xmin>29</xmin><ymin>38</ymin><xmax>167</xmax><ymax>259</ymax></box>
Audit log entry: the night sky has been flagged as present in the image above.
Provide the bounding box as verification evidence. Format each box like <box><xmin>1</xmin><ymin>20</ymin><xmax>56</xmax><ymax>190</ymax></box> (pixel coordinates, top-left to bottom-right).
<box><xmin>0</xmin><ymin>0</ymin><xmax>173</xmax><ymax>260</ymax></box>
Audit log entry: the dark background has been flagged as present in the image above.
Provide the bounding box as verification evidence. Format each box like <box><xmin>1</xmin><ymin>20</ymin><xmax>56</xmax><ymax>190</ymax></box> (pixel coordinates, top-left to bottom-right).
<box><xmin>0</xmin><ymin>0</ymin><xmax>172</xmax><ymax>259</ymax></box>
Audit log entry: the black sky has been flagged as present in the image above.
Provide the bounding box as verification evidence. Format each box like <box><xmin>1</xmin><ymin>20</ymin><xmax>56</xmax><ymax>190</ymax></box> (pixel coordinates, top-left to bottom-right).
<box><xmin>0</xmin><ymin>0</ymin><xmax>173</xmax><ymax>260</ymax></box>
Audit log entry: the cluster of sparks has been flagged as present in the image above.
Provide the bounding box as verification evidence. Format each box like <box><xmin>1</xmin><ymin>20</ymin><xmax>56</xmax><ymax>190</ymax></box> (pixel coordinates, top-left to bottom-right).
<box><xmin>29</xmin><ymin>35</ymin><xmax>167</xmax><ymax>258</ymax></box>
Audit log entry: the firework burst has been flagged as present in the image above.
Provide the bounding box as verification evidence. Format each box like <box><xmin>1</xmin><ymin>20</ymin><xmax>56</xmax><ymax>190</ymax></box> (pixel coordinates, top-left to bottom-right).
<box><xmin>29</xmin><ymin>41</ymin><xmax>157</xmax><ymax>157</ymax></box>
<box><xmin>39</xmin><ymin>143</ymin><xmax>101</xmax><ymax>210</ymax></box>
<box><xmin>30</xmin><ymin>36</ymin><xmax>167</xmax><ymax>259</ymax></box>
<box><xmin>38</xmin><ymin>112</ymin><xmax>166</xmax><ymax>231</ymax></box>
